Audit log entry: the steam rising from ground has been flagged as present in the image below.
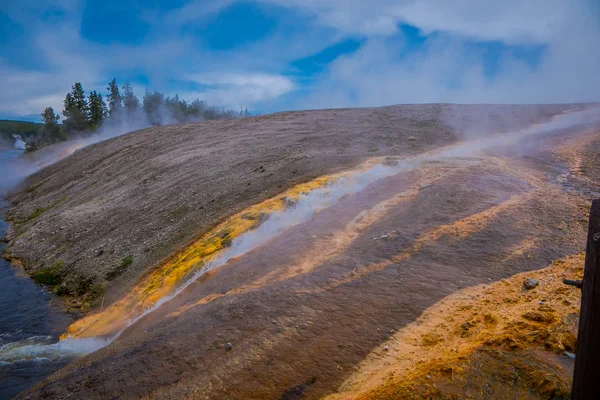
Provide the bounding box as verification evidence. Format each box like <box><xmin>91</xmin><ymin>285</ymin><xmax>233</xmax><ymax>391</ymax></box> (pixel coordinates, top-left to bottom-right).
<box><xmin>439</xmin><ymin>107</ymin><xmax>600</xmax><ymax>158</ymax></box>
<box><xmin>11</xmin><ymin>135</ymin><xmax>26</xmax><ymax>150</ymax></box>
<box><xmin>1</xmin><ymin>107</ymin><xmax>599</xmax><ymax>363</ymax></box>
<box><xmin>0</xmin><ymin>117</ymin><xmax>150</xmax><ymax>195</ymax></box>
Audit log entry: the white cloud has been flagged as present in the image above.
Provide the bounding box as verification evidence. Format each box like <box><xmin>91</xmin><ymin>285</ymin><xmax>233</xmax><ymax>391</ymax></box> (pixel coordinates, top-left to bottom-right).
<box><xmin>0</xmin><ymin>61</ymin><xmax>81</xmax><ymax>116</ymax></box>
<box><xmin>386</xmin><ymin>0</ymin><xmax>569</xmax><ymax>43</ymax></box>
<box><xmin>0</xmin><ymin>2</ymin><xmax>102</xmax><ymax>116</ymax></box>
<box><xmin>2</xmin><ymin>0</ymin><xmax>598</xmax><ymax>117</ymax></box>
<box><xmin>0</xmin><ymin>0</ymin><xmax>321</xmax><ymax>116</ymax></box>
<box><xmin>160</xmin><ymin>0</ymin><xmax>234</xmax><ymax>26</ymax></box>
<box><xmin>295</xmin><ymin>13</ymin><xmax>600</xmax><ymax>109</ymax></box>
<box><xmin>261</xmin><ymin>0</ymin><xmax>591</xmax><ymax>44</ymax></box>
<box><xmin>186</xmin><ymin>73</ymin><xmax>295</xmax><ymax>108</ymax></box>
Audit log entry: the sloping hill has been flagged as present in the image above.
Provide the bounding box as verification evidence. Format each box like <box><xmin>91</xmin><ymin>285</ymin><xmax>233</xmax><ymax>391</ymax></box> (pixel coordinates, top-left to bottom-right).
<box><xmin>11</xmin><ymin>104</ymin><xmax>600</xmax><ymax>399</ymax></box>
<box><xmin>2</xmin><ymin>104</ymin><xmax>574</xmax><ymax>309</ymax></box>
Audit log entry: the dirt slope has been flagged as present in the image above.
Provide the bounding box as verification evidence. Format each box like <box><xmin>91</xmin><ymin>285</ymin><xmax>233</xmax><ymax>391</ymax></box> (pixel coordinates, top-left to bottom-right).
<box><xmin>13</xmin><ymin>105</ymin><xmax>600</xmax><ymax>399</ymax></box>
<box><xmin>2</xmin><ymin>104</ymin><xmax>572</xmax><ymax>309</ymax></box>
<box><xmin>327</xmin><ymin>254</ymin><xmax>584</xmax><ymax>400</ymax></box>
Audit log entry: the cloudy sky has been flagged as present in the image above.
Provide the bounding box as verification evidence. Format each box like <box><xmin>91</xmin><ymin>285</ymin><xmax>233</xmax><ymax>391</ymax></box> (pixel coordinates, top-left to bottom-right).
<box><xmin>2</xmin><ymin>0</ymin><xmax>599</xmax><ymax>120</ymax></box>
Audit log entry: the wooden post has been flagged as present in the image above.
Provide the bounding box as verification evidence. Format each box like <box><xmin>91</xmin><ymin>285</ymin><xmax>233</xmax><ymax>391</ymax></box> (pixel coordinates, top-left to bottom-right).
<box><xmin>572</xmin><ymin>199</ymin><xmax>600</xmax><ymax>399</ymax></box>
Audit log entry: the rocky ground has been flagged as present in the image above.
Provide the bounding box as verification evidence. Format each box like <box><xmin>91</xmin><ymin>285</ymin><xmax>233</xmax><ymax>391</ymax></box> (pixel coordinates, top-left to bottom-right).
<box><xmin>2</xmin><ymin>104</ymin><xmax>573</xmax><ymax>309</ymax></box>
<box><xmin>8</xmin><ymin>103</ymin><xmax>600</xmax><ymax>399</ymax></box>
<box><xmin>327</xmin><ymin>254</ymin><xmax>584</xmax><ymax>399</ymax></box>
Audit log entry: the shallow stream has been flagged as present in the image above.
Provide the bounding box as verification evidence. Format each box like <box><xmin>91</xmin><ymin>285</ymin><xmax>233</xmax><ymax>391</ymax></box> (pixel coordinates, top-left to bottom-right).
<box><xmin>0</xmin><ymin>149</ymin><xmax>73</xmax><ymax>399</ymax></box>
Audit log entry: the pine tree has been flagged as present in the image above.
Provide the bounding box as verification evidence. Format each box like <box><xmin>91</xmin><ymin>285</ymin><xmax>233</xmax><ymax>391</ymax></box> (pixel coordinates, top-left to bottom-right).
<box><xmin>189</xmin><ymin>99</ymin><xmax>206</xmax><ymax>119</ymax></box>
<box><xmin>63</xmin><ymin>93</ymin><xmax>75</xmax><ymax>118</ymax></box>
<box><xmin>88</xmin><ymin>91</ymin><xmax>107</xmax><ymax>129</ymax></box>
<box><xmin>142</xmin><ymin>89</ymin><xmax>163</xmax><ymax>126</ymax></box>
<box><xmin>71</xmin><ymin>82</ymin><xmax>88</xmax><ymax>116</ymax></box>
<box><xmin>165</xmin><ymin>94</ymin><xmax>188</xmax><ymax>123</ymax></box>
<box><xmin>39</xmin><ymin>106</ymin><xmax>66</xmax><ymax>146</ymax></box>
<box><xmin>63</xmin><ymin>83</ymin><xmax>89</xmax><ymax>133</ymax></box>
<box><xmin>41</xmin><ymin>106</ymin><xmax>60</xmax><ymax>125</ymax></box>
<box><xmin>122</xmin><ymin>82</ymin><xmax>139</xmax><ymax>115</ymax></box>
<box><xmin>106</xmin><ymin>78</ymin><xmax>122</xmax><ymax>119</ymax></box>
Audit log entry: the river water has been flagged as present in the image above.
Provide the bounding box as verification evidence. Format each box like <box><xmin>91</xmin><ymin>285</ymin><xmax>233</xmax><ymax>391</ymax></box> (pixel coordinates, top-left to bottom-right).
<box><xmin>0</xmin><ymin>149</ymin><xmax>73</xmax><ymax>399</ymax></box>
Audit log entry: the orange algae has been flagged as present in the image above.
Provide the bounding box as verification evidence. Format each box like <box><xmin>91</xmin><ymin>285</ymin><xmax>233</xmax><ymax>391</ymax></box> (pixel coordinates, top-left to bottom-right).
<box><xmin>63</xmin><ymin>174</ymin><xmax>339</xmax><ymax>339</ymax></box>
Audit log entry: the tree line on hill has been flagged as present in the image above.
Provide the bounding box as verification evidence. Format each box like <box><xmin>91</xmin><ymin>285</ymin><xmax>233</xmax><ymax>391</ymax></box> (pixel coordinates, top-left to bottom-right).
<box><xmin>34</xmin><ymin>79</ymin><xmax>249</xmax><ymax>151</ymax></box>
<box><xmin>0</xmin><ymin>120</ymin><xmax>42</xmax><ymax>141</ymax></box>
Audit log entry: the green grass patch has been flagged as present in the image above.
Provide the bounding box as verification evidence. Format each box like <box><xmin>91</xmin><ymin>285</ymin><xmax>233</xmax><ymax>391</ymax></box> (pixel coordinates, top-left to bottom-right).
<box><xmin>32</xmin><ymin>261</ymin><xmax>63</xmax><ymax>286</ymax></box>
<box><xmin>106</xmin><ymin>255</ymin><xmax>133</xmax><ymax>281</ymax></box>
<box><xmin>120</xmin><ymin>255</ymin><xmax>133</xmax><ymax>269</ymax></box>
<box><xmin>23</xmin><ymin>197</ymin><xmax>66</xmax><ymax>222</ymax></box>
<box><xmin>25</xmin><ymin>179</ymin><xmax>48</xmax><ymax>194</ymax></box>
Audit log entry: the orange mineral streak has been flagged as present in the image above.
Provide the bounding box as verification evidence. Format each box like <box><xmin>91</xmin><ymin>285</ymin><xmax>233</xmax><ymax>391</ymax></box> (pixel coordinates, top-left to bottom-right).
<box><xmin>325</xmin><ymin>253</ymin><xmax>584</xmax><ymax>400</ymax></box>
<box><xmin>170</xmin><ymin>160</ymin><xmax>531</xmax><ymax>316</ymax></box>
<box><xmin>171</xmin><ymin>189</ymin><xmax>531</xmax><ymax>316</ymax></box>
<box><xmin>63</xmin><ymin>173</ymin><xmax>343</xmax><ymax>339</ymax></box>
<box><xmin>169</xmin><ymin>186</ymin><xmax>421</xmax><ymax>317</ymax></box>
<box><xmin>292</xmin><ymin>190</ymin><xmax>533</xmax><ymax>295</ymax></box>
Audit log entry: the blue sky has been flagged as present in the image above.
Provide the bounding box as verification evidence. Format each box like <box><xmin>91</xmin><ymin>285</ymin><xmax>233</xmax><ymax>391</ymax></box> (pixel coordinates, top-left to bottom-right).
<box><xmin>1</xmin><ymin>0</ymin><xmax>599</xmax><ymax>120</ymax></box>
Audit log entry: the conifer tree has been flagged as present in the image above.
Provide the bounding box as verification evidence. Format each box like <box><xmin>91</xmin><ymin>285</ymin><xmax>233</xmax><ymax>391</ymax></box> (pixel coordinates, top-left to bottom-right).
<box><xmin>88</xmin><ymin>90</ymin><xmax>108</xmax><ymax>129</ymax></box>
<box><xmin>142</xmin><ymin>89</ymin><xmax>163</xmax><ymax>126</ymax></box>
<box><xmin>41</xmin><ymin>106</ymin><xmax>63</xmax><ymax>139</ymax></box>
<box><xmin>106</xmin><ymin>78</ymin><xmax>122</xmax><ymax>119</ymax></box>
<box><xmin>30</xmin><ymin>106</ymin><xmax>66</xmax><ymax>150</ymax></box>
<box><xmin>63</xmin><ymin>82</ymin><xmax>89</xmax><ymax>132</ymax></box>
<box><xmin>41</xmin><ymin>106</ymin><xmax>60</xmax><ymax>125</ymax></box>
<box><xmin>71</xmin><ymin>82</ymin><xmax>88</xmax><ymax>114</ymax></box>
<box><xmin>122</xmin><ymin>82</ymin><xmax>139</xmax><ymax>115</ymax></box>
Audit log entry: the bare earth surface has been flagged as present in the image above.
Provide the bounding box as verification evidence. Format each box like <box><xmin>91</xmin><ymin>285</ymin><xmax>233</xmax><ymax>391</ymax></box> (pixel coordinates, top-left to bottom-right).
<box><xmin>327</xmin><ymin>254</ymin><xmax>585</xmax><ymax>399</ymax></box>
<box><xmin>2</xmin><ymin>104</ymin><xmax>573</xmax><ymax>308</ymax></box>
<box><xmin>4</xmin><ymin>104</ymin><xmax>600</xmax><ymax>399</ymax></box>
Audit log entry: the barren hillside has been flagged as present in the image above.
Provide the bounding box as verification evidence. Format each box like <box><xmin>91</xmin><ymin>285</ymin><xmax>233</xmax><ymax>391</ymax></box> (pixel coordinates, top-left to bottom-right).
<box><xmin>3</xmin><ymin>104</ymin><xmax>572</xmax><ymax>309</ymax></box>
<box><xmin>5</xmin><ymin>103</ymin><xmax>600</xmax><ymax>400</ymax></box>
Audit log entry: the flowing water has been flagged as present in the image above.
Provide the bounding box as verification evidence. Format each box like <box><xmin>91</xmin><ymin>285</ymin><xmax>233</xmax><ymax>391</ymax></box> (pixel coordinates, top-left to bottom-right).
<box><xmin>0</xmin><ymin>149</ymin><xmax>73</xmax><ymax>399</ymax></box>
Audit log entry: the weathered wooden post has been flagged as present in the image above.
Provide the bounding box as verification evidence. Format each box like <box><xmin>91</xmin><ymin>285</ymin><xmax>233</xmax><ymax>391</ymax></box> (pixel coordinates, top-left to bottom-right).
<box><xmin>571</xmin><ymin>199</ymin><xmax>600</xmax><ymax>399</ymax></box>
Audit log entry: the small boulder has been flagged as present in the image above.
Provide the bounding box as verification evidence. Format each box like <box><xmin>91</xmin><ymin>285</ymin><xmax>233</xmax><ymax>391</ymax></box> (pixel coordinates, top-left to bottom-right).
<box><xmin>225</xmin><ymin>342</ymin><xmax>233</xmax><ymax>351</ymax></box>
<box><xmin>407</xmin><ymin>136</ymin><xmax>418</xmax><ymax>141</ymax></box>
<box><xmin>523</xmin><ymin>278</ymin><xmax>539</xmax><ymax>290</ymax></box>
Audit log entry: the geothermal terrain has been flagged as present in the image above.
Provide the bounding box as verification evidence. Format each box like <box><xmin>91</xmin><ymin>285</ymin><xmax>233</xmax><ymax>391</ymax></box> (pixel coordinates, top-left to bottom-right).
<box><xmin>3</xmin><ymin>104</ymin><xmax>600</xmax><ymax>399</ymax></box>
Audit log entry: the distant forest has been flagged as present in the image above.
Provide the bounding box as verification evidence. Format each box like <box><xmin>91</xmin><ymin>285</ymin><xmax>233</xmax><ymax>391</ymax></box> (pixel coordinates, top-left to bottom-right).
<box><xmin>33</xmin><ymin>79</ymin><xmax>249</xmax><ymax>151</ymax></box>
<box><xmin>0</xmin><ymin>120</ymin><xmax>42</xmax><ymax>140</ymax></box>
<box><xmin>0</xmin><ymin>120</ymin><xmax>42</xmax><ymax>149</ymax></box>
